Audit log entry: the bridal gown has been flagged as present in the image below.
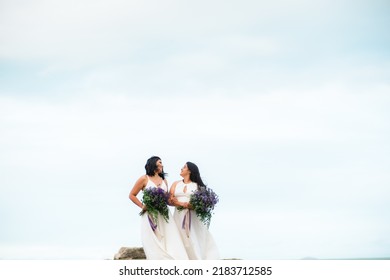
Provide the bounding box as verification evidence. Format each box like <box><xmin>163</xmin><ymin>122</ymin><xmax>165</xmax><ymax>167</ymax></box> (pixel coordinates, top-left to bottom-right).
<box><xmin>140</xmin><ymin>177</ymin><xmax>188</xmax><ymax>259</ymax></box>
<box><xmin>173</xmin><ymin>181</ymin><xmax>220</xmax><ymax>259</ymax></box>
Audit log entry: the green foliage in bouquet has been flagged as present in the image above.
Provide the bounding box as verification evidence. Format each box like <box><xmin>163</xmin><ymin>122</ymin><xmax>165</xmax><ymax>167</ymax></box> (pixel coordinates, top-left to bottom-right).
<box><xmin>187</xmin><ymin>187</ymin><xmax>219</xmax><ymax>227</ymax></box>
<box><xmin>140</xmin><ymin>187</ymin><xmax>170</xmax><ymax>224</ymax></box>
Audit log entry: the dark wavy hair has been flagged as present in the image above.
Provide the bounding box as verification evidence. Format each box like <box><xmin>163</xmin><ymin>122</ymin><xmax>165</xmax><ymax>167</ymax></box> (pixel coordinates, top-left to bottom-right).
<box><xmin>145</xmin><ymin>156</ymin><xmax>166</xmax><ymax>179</ymax></box>
<box><xmin>186</xmin><ymin>161</ymin><xmax>206</xmax><ymax>188</ymax></box>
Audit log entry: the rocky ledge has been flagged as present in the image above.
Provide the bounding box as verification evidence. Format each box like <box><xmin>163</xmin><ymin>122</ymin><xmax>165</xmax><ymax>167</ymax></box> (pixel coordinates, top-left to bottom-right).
<box><xmin>114</xmin><ymin>247</ymin><xmax>146</xmax><ymax>260</ymax></box>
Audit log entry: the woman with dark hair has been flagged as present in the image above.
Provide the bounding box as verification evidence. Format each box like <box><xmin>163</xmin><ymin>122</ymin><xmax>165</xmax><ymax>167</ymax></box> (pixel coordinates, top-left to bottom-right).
<box><xmin>129</xmin><ymin>156</ymin><xmax>188</xmax><ymax>259</ymax></box>
<box><xmin>169</xmin><ymin>162</ymin><xmax>220</xmax><ymax>259</ymax></box>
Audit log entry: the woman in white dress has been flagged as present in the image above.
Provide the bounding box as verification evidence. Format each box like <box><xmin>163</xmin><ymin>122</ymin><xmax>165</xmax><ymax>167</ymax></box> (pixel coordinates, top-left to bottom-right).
<box><xmin>129</xmin><ymin>156</ymin><xmax>188</xmax><ymax>260</ymax></box>
<box><xmin>170</xmin><ymin>162</ymin><xmax>220</xmax><ymax>260</ymax></box>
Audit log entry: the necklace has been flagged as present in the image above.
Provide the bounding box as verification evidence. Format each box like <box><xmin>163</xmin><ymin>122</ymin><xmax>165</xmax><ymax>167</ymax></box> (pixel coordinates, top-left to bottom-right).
<box><xmin>150</xmin><ymin>175</ymin><xmax>162</xmax><ymax>187</ymax></box>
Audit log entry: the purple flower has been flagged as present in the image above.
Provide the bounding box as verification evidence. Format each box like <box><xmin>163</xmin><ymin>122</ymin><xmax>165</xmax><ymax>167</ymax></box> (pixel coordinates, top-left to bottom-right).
<box><xmin>140</xmin><ymin>187</ymin><xmax>170</xmax><ymax>224</ymax></box>
<box><xmin>188</xmin><ymin>187</ymin><xmax>219</xmax><ymax>227</ymax></box>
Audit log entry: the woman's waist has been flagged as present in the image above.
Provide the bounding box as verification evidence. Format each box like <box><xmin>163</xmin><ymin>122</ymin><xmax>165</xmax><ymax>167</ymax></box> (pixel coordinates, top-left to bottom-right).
<box><xmin>176</xmin><ymin>196</ymin><xmax>190</xmax><ymax>203</ymax></box>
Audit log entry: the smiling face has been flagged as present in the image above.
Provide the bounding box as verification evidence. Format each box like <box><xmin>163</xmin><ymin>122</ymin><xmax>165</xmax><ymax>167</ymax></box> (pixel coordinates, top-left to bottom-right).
<box><xmin>155</xmin><ymin>159</ymin><xmax>163</xmax><ymax>174</ymax></box>
<box><xmin>180</xmin><ymin>164</ymin><xmax>191</xmax><ymax>178</ymax></box>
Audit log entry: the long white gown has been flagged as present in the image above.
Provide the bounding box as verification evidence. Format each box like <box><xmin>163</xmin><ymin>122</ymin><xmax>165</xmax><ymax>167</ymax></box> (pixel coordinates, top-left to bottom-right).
<box><xmin>141</xmin><ymin>177</ymin><xmax>188</xmax><ymax>259</ymax></box>
<box><xmin>173</xmin><ymin>181</ymin><xmax>220</xmax><ymax>260</ymax></box>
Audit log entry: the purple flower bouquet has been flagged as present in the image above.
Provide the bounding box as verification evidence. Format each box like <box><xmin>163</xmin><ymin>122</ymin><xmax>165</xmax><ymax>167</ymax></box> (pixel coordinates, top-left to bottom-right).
<box><xmin>140</xmin><ymin>187</ymin><xmax>170</xmax><ymax>224</ymax></box>
<box><xmin>189</xmin><ymin>187</ymin><xmax>219</xmax><ymax>227</ymax></box>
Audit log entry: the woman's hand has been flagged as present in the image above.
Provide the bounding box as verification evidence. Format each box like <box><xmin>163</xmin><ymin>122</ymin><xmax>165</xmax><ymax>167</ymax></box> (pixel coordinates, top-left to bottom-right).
<box><xmin>169</xmin><ymin>196</ymin><xmax>179</xmax><ymax>206</ymax></box>
<box><xmin>182</xmin><ymin>202</ymin><xmax>191</xmax><ymax>209</ymax></box>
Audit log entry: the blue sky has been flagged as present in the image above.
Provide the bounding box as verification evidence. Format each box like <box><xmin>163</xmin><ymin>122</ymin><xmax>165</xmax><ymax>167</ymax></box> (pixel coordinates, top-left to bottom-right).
<box><xmin>1</xmin><ymin>0</ymin><xmax>389</xmax><ymax>259</ymax></box>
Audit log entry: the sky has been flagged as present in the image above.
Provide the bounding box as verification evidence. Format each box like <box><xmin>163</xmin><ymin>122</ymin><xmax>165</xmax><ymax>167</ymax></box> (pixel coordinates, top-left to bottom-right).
<box><xmin>1</xmin><ymin>0</ymin><xmax>390</xmax><ymax>260</ymax></box>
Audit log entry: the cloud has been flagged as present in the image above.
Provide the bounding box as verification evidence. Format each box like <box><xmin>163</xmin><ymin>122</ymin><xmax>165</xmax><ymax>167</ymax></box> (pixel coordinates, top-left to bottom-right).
<box><xmin>2</xmin><ymin>0</ymin><xmax>386</xmax><ymax>64</ymax></box>
<box><xmin>1</xmin><ymin>0</ymin><xmax>388</xmax><ymax>99</ymax></box>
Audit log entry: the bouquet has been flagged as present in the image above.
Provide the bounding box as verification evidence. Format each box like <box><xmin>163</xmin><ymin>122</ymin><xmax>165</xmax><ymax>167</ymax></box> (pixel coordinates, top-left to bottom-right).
<box><xmin>140</xmin><ymin>187</ymin><xmax>170</xmax><ymax>224</ymax></box>
<box><xmin>188</xmin><ymin>186</ymin><xmax>219</xmax><ymax>227</ymax></box>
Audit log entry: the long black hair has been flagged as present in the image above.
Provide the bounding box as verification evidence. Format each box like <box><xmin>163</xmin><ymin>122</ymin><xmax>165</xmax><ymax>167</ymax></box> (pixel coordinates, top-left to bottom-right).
<box><xmin>186</xmin><ymin>161</ymin><xmax>206</xmax><ymax>188</ymax></box>
<box><xmin>145</xmin><ymin>156</ymin><xmax>167</xmax><ymax>179</ymax></box>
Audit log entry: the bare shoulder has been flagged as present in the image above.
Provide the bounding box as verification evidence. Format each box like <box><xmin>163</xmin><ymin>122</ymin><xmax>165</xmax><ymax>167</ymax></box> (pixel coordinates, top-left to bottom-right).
<box><xmin>169</xmin><ymin>180</ymin><xmax>181</xmax><ymax>193</ymax></box>
<box><xmin>135</xmin><ymin>174</ymin><xmax>147</xmax><ymax>183</ymax></box>
<box><xmin>141</xmin><ymin>174</ymin><xmax>148</xmax><ymax>182</ymax></box>
<box><xmin>171</xmin><ymin>180</ymin><xmax>181</xmax><ymax>187</ymax></box>
<box><xmin>133</xmin><ymin>175</ymin><xmax>148</xmax><ymax>189</ymax></box>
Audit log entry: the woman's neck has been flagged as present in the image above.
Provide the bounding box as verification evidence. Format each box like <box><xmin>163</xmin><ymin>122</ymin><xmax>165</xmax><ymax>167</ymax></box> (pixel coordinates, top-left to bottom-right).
<box><xmin>182</xmin><ymin>176</ymin><xmax>191</xmax><ymax>184</ymax></box>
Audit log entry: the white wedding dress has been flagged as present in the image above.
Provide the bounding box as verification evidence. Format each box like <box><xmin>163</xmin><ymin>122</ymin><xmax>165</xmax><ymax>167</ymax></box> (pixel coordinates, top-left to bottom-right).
<box><xmin>140</xmin><ymin>177</ymin><xmax>188</xmax><ymax>259</ymax></box>
<box><xmin>173</xmin><ymin>181</ymin><xmax>220</xmax><ymax>259</ymax></box>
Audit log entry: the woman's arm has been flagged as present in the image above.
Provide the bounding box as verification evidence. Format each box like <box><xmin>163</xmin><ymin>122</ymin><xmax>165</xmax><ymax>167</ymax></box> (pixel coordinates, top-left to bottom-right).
<box><xmin>129</xmin><ymin>175</ymin><xmax>147</xmax><ymax>210</ymax></box>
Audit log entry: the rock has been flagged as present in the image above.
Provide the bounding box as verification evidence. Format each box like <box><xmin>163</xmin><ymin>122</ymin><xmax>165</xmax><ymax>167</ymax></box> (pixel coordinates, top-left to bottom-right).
<box><xmin>114</xmin><ymin>247</ymin><xmax>146</xmax><ymax>260</ymax></box>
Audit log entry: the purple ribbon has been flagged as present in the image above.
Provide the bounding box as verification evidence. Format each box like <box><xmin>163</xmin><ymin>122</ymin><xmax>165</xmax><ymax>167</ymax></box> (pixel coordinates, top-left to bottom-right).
<box><xmin>148</xmin><ymin>215</ymin><xmax>158</xmax><ymax>232</ymax></box>
<box><xmin>182</xmin><ymin>210</ymin><xmax>191</xmax><ymax>237</ymax></box>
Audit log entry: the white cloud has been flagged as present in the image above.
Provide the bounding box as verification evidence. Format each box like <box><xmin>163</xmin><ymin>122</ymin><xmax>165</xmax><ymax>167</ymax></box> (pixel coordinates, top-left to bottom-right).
<box><xmin>0</xmin><ymin>0</ymin><xmax>372</xmax><ymax>63</ymax></box>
